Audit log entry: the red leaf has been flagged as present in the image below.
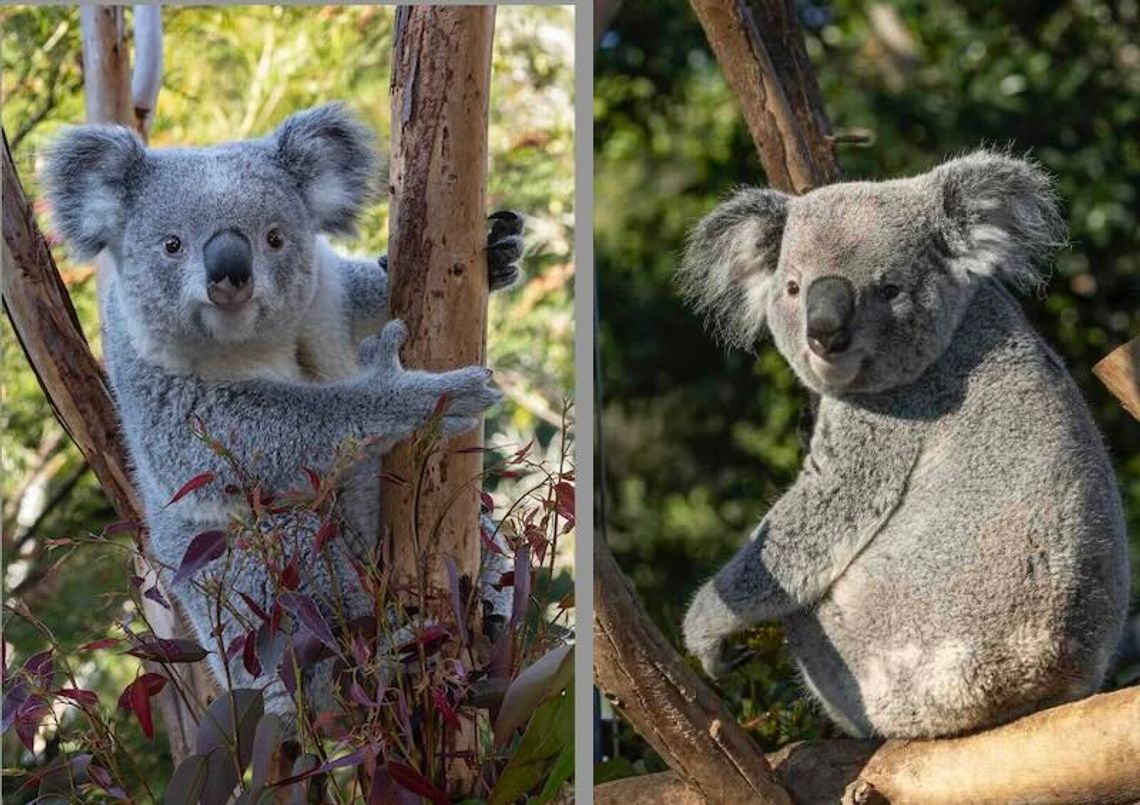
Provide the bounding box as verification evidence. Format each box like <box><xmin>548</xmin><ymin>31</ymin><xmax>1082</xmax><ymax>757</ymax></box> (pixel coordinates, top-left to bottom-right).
<box><xmin>164</xmin><ymin>472</ymin><xmax>216</xmax><ymax>508</ymax></box>
<box><xmin>277</xmin><ymin>592</ymin><xmax>338</xmax><ymax>652</ymax></box>
<box><xmin>431</xmin><ymin>687</ymin><xmax>461</xmax><ymax>729</ymax></box>
<box><xmin>430</xmin><ymin>393</ymin><xmax>451</xmax><ymax>419</ymax></box>
<box><xmin>88</xmin><ymin>764</ymin><xmax>127</xmax><ymax>800</ymax></box>
<box><xmin>480</xmin><ymin>521</ymin><xmax>505</xmax><ymax>555</ymax></box>
<box><xmin>479</xmin><ymin>490</ymin><xmax>495</xmax><ymax>514</ymax></box>
<box><xmin>102</xmin><ymin>519</ymin><xmax>140</xmax><ymax>537</ymax></box>
<box><xmin>312</xmin><ymin>518</ymin><xmax>338</xmax><ymax>557</ymax></box>
<box><xmin>280</xmin><ymin>554</ymin><xmax>300</xmax><ymax>591</ymax></box>
<box><xmin>239</xmin><ymin>591</ymin><xmax>270</xmax><ymax>622</ymax></box>
<box><xmin>301</xmin><ymin>466</ymin><xmax>321</xmax><ymax>494</ymax></box>
<box><xmin>24</xmin><ymin>650</ymin><xmax>55</xmax><ymax>688</ymax></box>
<box><xmin>553</xmin><ymin>480</ymin><xmax>575</xmax><ymax>522</ymax></box>
<box><xmin>397</xmin><ymin>625</ymin><xmax>451</xmax><ymax>656</ymax></box>
<box><xmin>509</xmin><ymin>438</ymin><xmax>535</xmax><ymax>464</ymax></box>
<box><xmin>226</xmin><ymin>634</ymin><xmax>246</xmax><ymax>662</ymax></box>
<box><xmin>125</xmin><ymin>637</ymin><xmax>208</xmax><ymax>663</ymax></box>
<box><xmin>443</xmin><ymin>555</ymin><xmax>470</xmax><ymax>648</ymax></box>
<box><xmin>242</xmin><ymin>628</ymin><xmax>262</xmax><ymax>678</ymax></box>
<box><xmin>385</xmin><ymin>761</ymin><xmax>449</xmax><ymax>805</ymax></box>
<box><xmin>118</xmin><ymin>673</ymin><xmax>166</xmax><ymax>739</ymax></box>
<box><xmin>79</xmin><ymin>638</ymin><xmax>120</xmax><ymax>651</ymax></box>
<box><xmin>54</xmin><ymin>688</ymin><xmax>98</xmax><ymax>708</ymax></box>
<box><xmin>143</xmin><ymin>585</ymin><xmax>171</xmax><ymax>610</ymax></box>
<box><xmin>171</xmin><ymin>530</ymin><xmax>227</xmax><ymax>587</ymax></box>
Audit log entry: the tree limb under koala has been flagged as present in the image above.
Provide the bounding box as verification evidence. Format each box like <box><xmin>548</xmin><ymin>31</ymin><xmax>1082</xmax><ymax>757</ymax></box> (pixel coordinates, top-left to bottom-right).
<box><xmin>596</xmin><ymin>686</ymin><xmax>1140</xmax><ymax>804</ymax></box>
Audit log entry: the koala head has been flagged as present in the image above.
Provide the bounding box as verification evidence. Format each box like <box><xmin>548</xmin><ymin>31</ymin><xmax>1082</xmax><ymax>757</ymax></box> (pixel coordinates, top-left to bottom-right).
<box><xmin>680</xmin><ymin>151</ymin><xmax>1064</xmax><ymax>396</ymax></box>
<box><xmin>44</xmin><ymin>103</ymin><xmax>377</xmax><ymax>354</ymax></box>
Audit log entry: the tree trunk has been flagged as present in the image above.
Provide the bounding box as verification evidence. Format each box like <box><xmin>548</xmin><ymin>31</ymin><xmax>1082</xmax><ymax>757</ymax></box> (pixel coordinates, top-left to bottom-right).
<box><xmin>3</xmin><ymin>130</ymin><xmax>212</xmax><ymax>764</ymax></box>
<box><xmin>79</xmin><ymin>7</ymin><xmax>133</xmax><ymax>128</ymax></box>
<box><xmin>689</xmin><ymin>0</ymin><xmax>840</xmax><ymax>192</ymax></box>
<box><xmin>1094</xmin><ymin>337</ymin><xmax>1140</xmax><ymax>421</ymax></box>
<box><xmin>596</xmin><ymin>687</ymin><xmax>1140</xmax><ymax>804</ymax></box>
<box><xmin>383</xmin><ymin>6</ymin><xmax>496</xmax><ymax>794</ymax></box>
<box><xmin>594</xmin><ymin>539</ymin><xmax>792</xmax><ymax>805</ymax></box>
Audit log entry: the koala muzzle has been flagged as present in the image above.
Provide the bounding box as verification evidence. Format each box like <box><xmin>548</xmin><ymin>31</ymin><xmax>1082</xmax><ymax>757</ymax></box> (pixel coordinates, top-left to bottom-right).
<box><xmin>806</xmin><ymin>276</ymin><xmax>855</xmax><ymax>356</ymax></box>
<box><xmin>204</xmin><ymin>228</ymin><xmax>254</xmax><ymax>307</ymax></box>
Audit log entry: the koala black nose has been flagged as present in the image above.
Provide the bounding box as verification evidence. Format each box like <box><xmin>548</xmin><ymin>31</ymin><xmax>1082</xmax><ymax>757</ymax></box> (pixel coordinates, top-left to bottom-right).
<box><xmin>806</xmin><ymin>276</ymin><xmax>855</xmax><ymax>356</ymax></box>
<box><xmin>203</xmin><ymin>228</ymin><xmax>253</xmax><ymax>307</ymax></box>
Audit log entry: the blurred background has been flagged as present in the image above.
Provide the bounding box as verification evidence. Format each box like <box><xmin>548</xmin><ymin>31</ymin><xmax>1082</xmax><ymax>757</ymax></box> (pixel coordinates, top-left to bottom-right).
<box><xmin>1</xmin><ymin>4</ymin><xmax>573</xmax><ymax>794</ymax></box>
<box><xmin>595</xmin><ymin>0</ymin><xmax>1139</xmax><ymax>780</ymax></box>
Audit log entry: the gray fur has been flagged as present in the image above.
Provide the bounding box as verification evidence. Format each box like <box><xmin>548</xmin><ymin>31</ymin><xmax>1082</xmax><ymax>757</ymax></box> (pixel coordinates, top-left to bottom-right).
<box><xmin>44</xmin><ymin>104</ymin><xmax>509</xmax><ymax>715</ymax></box>
<box><xmin>679</xmin><ymin>151</ymin><xmax>1129</xmax><ymax>738</ymax></box>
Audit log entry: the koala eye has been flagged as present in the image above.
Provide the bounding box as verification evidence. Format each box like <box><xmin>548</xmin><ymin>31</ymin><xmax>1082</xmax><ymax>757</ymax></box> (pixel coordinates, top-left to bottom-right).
<box><xmin>163</xmin><ymin>236</ymin><xmax>183</xmax><ymax>255</ymax></box>
<box><xmin>266</xmin><ymin>228</ymin><xmax>285</xmax><ymax>250</ymax></box>
<box><xmin>786</xmin><ymin>279</ymin><xmax>801</xmax><ymax>297</ymax></box>
<box><xmin>879</xmin><ymin>283</ymin><xmax>902</xmax><ymax>301</ymax></box>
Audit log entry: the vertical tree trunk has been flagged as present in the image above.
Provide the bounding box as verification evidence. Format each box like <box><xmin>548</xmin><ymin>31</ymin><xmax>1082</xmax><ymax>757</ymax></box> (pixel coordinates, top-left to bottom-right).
<box><xmin>383</xmin><ymin>6</ymin><xmax>496</xmax><ymax>794</ymax></box>
<box><xmin>689</xmin><ymin>0</ymin><xmax>840</xmax><ymax>192</ymax></box>
<box><xmin>80</xmin><ymin>7</ymin><xmax>133</xmax><ymax>128</ymax></box>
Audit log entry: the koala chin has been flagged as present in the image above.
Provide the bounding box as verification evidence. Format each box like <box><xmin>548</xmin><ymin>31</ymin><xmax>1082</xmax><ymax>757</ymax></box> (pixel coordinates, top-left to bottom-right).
<box><xmin>678</xmin><ymin>151</ymin><xmax>1130</xmax><ymax>738</ymax></box>
<box><xmin>44</xmin><ymin>104</ymin><xmax>522</xmax><ymax>718</ymax></box>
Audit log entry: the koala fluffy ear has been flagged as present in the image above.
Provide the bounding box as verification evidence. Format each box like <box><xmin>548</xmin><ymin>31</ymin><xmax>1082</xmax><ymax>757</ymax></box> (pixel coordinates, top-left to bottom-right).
<box><xmin>272</xmin><ymin>103</ymin><xmax>378</xmax><ymax>236</ymax></box>
<box><xmin>43</xmin><ymin>126</ymin><xmax>147</xmax><ymax>261</ymax></box>
<box><xmin>678</xmin><ymin>188</ymin><xmax>789</xmax><ymax>349</ymax></box>
<box><xmin>929</xmin><ymin>151</ymin><xmax>1066</xmax><ymax>292</ymax></box>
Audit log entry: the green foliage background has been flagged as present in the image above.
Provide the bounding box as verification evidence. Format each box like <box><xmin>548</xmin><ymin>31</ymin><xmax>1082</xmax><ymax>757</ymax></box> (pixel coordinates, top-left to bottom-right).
<box><xmin>596</xmin><ymin>0</ymin><xmax>1139</xmax><ymax>777</ymax></box>
<box><xmin>1</xmin><ymin>4</ymin><xmax>573</xmax><ymax>795</ymax></box>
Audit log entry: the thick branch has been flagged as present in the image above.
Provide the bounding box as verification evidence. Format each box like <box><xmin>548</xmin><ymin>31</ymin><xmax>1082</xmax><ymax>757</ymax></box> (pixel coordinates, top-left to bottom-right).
<box><xmin>689</xmin><ymin>0</ymin><xmax>839</xmax><ymax>192</ymax></box>
<box><xmin>593</xmin><ymin>539</ymin><xmax>792</xmax><ymax>805</ymax></box>
<box><xmin>597</xmin><ymin>687</ymin><xmax>1140</xmax><ymax>804</ymax></box>
<box><xmin>3</xmin><ymin>129</ymin><xmax>209</xmax><ymax>764</ymax></box>
<box><xmin>2</xmin><ymin>132</ymin><xmax>139</xmax><ymax>517</ymax></box>
<box><xmin>1094</xmin><ymin>337</ymin><xmax>1140</xmax><ymax>422</ymax></box>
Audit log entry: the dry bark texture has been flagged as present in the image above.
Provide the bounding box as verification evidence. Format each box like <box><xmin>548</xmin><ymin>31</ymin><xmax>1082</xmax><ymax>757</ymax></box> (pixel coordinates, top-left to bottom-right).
<box><xmin>79</xmin><ymin>7</ymin><xmax>133</xmax><ymax>128</ymax></box>
<box><xmin>3</xmin><ymin>131</ymin><xmax>213</xmax><ymax>763</ymax></box>
<box><xmin>383</xmin><ymin>6</ymin><xmax>496</xmax><ymax>793</ymax></box>
<box><xmin>594</xmin><ymin>540</ymin><xmax>793</xmax><ymax>805</ymax></box>
<box><xmin>689</xmin><ymin>0</ymin><xmax>840</xmax><ymax>192</ymax></box>
<box><xmin>595</xmin><ymin>687</ymin><xmax>1140</xmax><ymax>804</ymax></box>
<box><xmin>1094</xmin><ymin>337</ymin><xmax>1140</xmax><ymax>421</ymax></box>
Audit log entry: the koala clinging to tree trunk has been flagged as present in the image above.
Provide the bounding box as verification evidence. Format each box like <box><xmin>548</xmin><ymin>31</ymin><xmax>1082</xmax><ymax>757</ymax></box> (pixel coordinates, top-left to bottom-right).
<box><xmin>679</xmin><ymin>151</ymin><xmax>1129</xmax><ymax>739</ymax></box>
<box><xmin>44</xmin><ymin>104</ymin><xmax>522</xmax><ymax>716</ymax></box>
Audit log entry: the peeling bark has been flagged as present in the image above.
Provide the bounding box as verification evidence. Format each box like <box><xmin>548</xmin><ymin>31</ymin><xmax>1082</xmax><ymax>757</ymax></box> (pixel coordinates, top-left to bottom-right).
<box><xmin>1094</xmin><ymin>337</ymin><xmax>1140</xmax><ymax>422</ymax></box>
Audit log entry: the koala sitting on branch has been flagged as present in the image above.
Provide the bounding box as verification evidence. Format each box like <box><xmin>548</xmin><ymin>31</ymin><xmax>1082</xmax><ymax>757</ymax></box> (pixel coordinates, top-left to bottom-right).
<box><xmin>44</xmin><ymin>104</ymin><xmax>521</xmax><ymax>715</ymax></box>
<box><xmin>679</xmin><ymin>151</ymin><xmax>1129</xmax><ymax>738</ymax></box>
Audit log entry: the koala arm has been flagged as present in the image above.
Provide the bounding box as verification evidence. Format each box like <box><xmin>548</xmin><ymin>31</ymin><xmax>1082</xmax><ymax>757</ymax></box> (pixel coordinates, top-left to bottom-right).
<box><xmin>683</xmin><ymin>411</ymin><xmax>922</xmax><ymax>677</ymax></box>
<box><xmin>109</xmin><ymin>319</ymin><xmax>498</xmax><ymax>503</ymax></box>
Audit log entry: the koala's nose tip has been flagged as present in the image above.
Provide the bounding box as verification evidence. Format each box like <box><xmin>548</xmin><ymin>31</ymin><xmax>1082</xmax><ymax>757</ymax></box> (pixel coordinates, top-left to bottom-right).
<box><xmin>805</xmin><ymin>276</ymin><xmax>855</xmax><ymax>356</ymax></box>
<box><xmin>203</xmin><ymin>228</ymin><xmax>253</xmax><ymax>306</ymax></box>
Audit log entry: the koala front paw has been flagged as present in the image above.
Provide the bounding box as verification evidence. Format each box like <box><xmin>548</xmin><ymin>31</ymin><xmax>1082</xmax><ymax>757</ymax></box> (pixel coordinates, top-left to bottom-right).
<box><xmin>431</xmin><ymin>365</ymin><xmax>503</xmax><ymax>435</ymax></box>
<box><xmin>487</xmin><ymin>210</ymin><xmax>524</xmax><ymax>291</ymax></box>
<box><xmin>682</xmin><ymin>585</ymin><xmax>733</xmax><ymax>679</ymax></box>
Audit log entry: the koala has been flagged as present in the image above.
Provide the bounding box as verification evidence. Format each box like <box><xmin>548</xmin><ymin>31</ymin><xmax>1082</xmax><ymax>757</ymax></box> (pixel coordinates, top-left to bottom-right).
<box><xmin>678</xmin><ymin>151</ymin><xmax>1130</xmax><ymax>738</ymax></box>
<box><xmin>44</xmin><ymin>104</ymin><xmax>520</xmax><ymax>716</ymax></box>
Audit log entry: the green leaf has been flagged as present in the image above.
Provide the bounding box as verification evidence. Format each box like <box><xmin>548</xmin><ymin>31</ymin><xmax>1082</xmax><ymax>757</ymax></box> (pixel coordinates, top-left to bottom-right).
<box><xmin>489</xmin><ymin>688</ymin><xmax>573</xmax><ymax>805</ymax></box>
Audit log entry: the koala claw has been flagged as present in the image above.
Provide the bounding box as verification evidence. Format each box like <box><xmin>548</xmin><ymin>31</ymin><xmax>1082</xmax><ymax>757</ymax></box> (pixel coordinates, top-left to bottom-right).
<box><xmin>487</xmin><ymin>210</ymin><xmax>525</xmax><ymax>291</ymax></box>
